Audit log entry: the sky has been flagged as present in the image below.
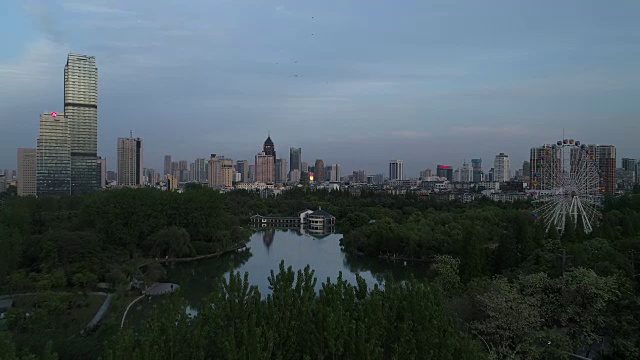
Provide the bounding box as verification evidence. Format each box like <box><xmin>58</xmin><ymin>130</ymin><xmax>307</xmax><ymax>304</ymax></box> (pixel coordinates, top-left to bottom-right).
<box><xmin>1</xmin><ymin>0</ymin><xmax>639</xmax><ymax>176</ymax></box>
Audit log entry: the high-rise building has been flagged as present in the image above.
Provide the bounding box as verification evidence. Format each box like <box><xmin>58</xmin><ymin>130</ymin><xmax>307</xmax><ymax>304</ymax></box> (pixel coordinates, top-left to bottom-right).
<box><xmin>289</xmin><ymin>169</ymin><xmax>301</xmax><ymax>183</ymax></box>
<box><xmin>166</xmin><ymin>174</ymin><xmax>178</xmax><ymax>191</ymax></box>
<box><xmin>179</xmin><ymin>160</ymin><xmax>188</xmax><ymax>171</ymax></box>
<box><xmin>529</xmin><ymin>145</ymin><xmax>553</xmax><ymax>190</ymax></box>
<box><xmin>301</xmin><ymin>162</ymin><xmax>309</xmax><ymax>173</ymax></box>
<box><xmin>419</xmin><ymin>169</ymin><xmax>432</xmax><ymax>179</ymax></box>
<box><xmin>588</xmin><ymin>145</ymin><xmax>616</xmax><ymax>193</ymax></box>
<box><xmin>37</xmin><ymin>112</ymin><xmax>71</xmax><ymax>196</ymax></box>
<box><xmin>264</xmin><ymin>135</ymin><xmax>276</xmax><ymax>161</ymax></box>
<box><xmin>389</xmin><ymin>160</ymin><xmax>404</xmax><ymax>181</ymax></box>
<box><xmin>471</xmin><ymin>159</ymin><xmax>482</xmax><ymax>183</ymax></box>
<box><xmin>17</xmin><ymin>148</ymin><xmax>37</xmax><ymax>196</ymax></box>
<box><xmin>106</xmin><ymin>171</ymin><xmax>117</xmax><ymax>183</ymax></box>
<box><xmin>195</xmin><ymin>158</ymin><xmax>208</xmax><ymax>183</ymax></box>
<box><xmin>236</xmin><ymin>160</ymin><xmax>249</xmax><ymax>183</ymax></box>
<box><xmin>314</xmin><ymin>159</ymin><xmax>326</xmax><ymax>182</ymax></box>
<box><xmin>97</xmin><ymin>157</ymin><xmax>106</xmax><ymax>188</ymax></box>
<box><xmin>248</xmin><ymin>164</ymin><xmax>256</xmax><ymax>182</ymax></box>
<box><xmin>256</xmin><ymin>152</ymin><xmax>275</xmax><ymax>184</ymax></box>
<box><xmin>65</xmin><ymin>54</ymin><xmax>98</xmax><ymax>195</ymax></box>
<box><xmin>494</xmin><ymin>153</ymin><xmax>510</xmax><ymax>183</ymax></box>
<box><xmin>488</xmin><ymin>168</ymin><xmax>495</xmax><ymax>182</ymax></box>
<box><xmin>460</xmin><ymin>161</ymin><xmax>472</xmax><ymax>182</ymax></box>
<box><xmin>621</xmin><ymin>158</ymin><xmax>638</xmax><ymax>185</ymax></box>
<box><xmin>290</xmin><ymin>147</ymin><xmax>302</xmax><ymax>173</ymax></box>
<box><xmin>436</xmin><ymin>165</ymin><xmax>453</xmax><ymax>181</ymax></box>
<box><xmin>208</xmin><ymin>155</ymin><xmax>232</xmax><ymax>187</ymax></box>
<box><xmin>522</xmin><ymin>161</ymin><xmax>531</xmax><ymax>181</ymax></box>
<box><xmin>189</xmin><ymin>163</ymin><xmax>196</xmax><ymax>182</ymax></box>
<box><xmin>117</xmin><ymin>136</ymin><xmax>143</xmax><ymax>187</ymax></box>
<box><xmin>145</xmin><ymin>168</ymin><xmax>157</xmax><ymax>185</ymax></box>
<box><xmin>326</xmin><ymin>164</ymin><xmax>340</xmax><ymax>182</ymax></box>
<box><xmin>275</xmin><ymin>158</ymin><xmax>288</xmax><ymax>184</ymax></box>
<box><xmin>353</xmin><ymin>170</ymin><xmax>367</xmax><ymax>183</ymax></box>
<box><xmin>164</xmin><ymin>155</ymin><xmax>172</xmax><ymax>176</ymax></box>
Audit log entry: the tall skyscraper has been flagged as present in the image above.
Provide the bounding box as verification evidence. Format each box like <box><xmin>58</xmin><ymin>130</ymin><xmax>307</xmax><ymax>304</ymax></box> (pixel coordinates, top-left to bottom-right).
<box><xmin>208</xmin><ymin>155</ymin><xmax>232</xmax><ymax>187</ymax></box>
<box><xmin>459</xmin><ymin>161</ymin><xmax>472</xmax><ymax>182</ymax></box>
<box><xmin>65</xmin><ymin>54</ymin><xmax>98</xmax><ymax>195</ymax></box>
<box><xmin>256</xmin><ymin>152</ymin><xmax>275</xmax><ymax>184</ymax></box>
<box><xmin>588</xmin><ymin>144</ymin><xmax>616</xmax><ymax>193</ymax></box>
<box><xmin>17</xmin><ymin>148</ymin><xmax>37</xmax><ymax>196</ymax></box>
<box><xmin>236</xmin><ymin>160</ymin><xmax>249</xmax><ymax>183</ymax></box>
<box><xmin>471</xmin><ymin>158</ymin><xmax>483</xmax><ymax>183</ymax></box>
<box><xmin>117</xmin><ymin>136</ymin><xmax>143</xmax><ymax>187</ymax></box>
<box><xmin>164</xmin><ymin>155</ymin><xmax>172</xmax><ymax>176</ymax></box>
<box><xmin>97</xmin><ymin>157</ymin><xmax>107</xmax><ymax>188</ymax></box>
<box><xmin>522</xmin><ymin>161</ymin><xmax>531</xmax><ymax>181</ymax></box>
<box><xmin>189</xmin><ymin>163</ymin><xmax>196</xmax><ymax>182</ymax></box>
<box><xmin>248</xmin><ymin>164</ymin><xmax>256</xmax><ymax>183</ymax></box>
<box><xmin>195</xmin><ymin>158</ymin><xmax>208</xmax><ymax>183</ymax></box>
<box><xmin>327</xmin><ymin>164</ymin><xmax>340</xmax><ymax>182</ymax></box>
<box><xmin>314</xmin><ymin>159</ymin><xmax>326</xmax><ymax>182</ymax></box>
<box><xmin>275</xmin><ymin>158</ymin><xmax>288</xmax><ymax>184</ymax></box>
<box><xmin>301</xmin><ymin>162</ymin><xmax>309</xmax><ymax>173</ymax></box>
<box><xmin>529</xmin><ymin>145</ymin><xmax>552</xmax><ymax>190</ymax></box>
<box><xmin>622</xmin><ymin>158</ymin><xmax>637</xmax><ymax>185</ymax></box>
<box><xmin>436</xmin><ymin>165</ymin><xmax>453</xmax><ymax>181</ymax></box>
<box><xmin>494</xmin><ymin>153</ymin><xmax>511</xmax><ymax>183</ymax></box>
<box><xmin>290</xmin><ymin>147</ymin><xmax>302</xmax><ymax>173</ymax></box>
<box><xmin>37</xmin><ymin>112</ymin><xmax>71</xmax><ymax>196</ymax></box>
<box><xmin>289</xmin><ymin>169</ymin><xmax>301</xmax><ymax>183</ymax></box>
<box><xmin>179</xmin><ymin>160</ymin><xmax>188</xmax><ymax>171</ymax></box>
<box><xmin>264</xmin><ymin>135</ymin><xmax>276</xmax><ymax>161</ymax></box>
<box><xmin>389</xmin><ymin>160</ymin><xmax>404</xmax><ymax>181</ymax></box>
<box><xmin>353</xmin><ymin>170</ymin><xmax>367</xmax><ymax>183</ymax></box>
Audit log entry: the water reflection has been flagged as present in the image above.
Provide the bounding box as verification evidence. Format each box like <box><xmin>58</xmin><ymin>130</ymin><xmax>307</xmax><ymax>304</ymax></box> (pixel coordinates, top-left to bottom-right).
<box><xmin>132</xmin><ymin>228</ymin><xmax>429</xmax><ymax>322</ymax></box>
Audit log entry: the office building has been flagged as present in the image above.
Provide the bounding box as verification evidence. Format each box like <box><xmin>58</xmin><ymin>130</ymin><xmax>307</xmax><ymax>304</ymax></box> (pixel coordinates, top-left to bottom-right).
<box><xmin>529</xmin><ymin>145</ymin><xmax>553</xmax><ymax>190</ymax></box>
<box><xmin>494</xmin><ymin>153</ymin><xmax>510</xmax><ymax>183</ymax></box>
<box><xmin>65</xmin><ymin>54</ymin><xmax>98</xmax><ymax>195</ymax></box>
<box><xmin>588</xmin><ymin>145</ymin><xmax>616</xmax><ymax>193</ymax></box>
<box><xmin>37</xmin><ymin>112</ymin><xmax>71</xmax><ymax>196</ymax></box>
<box><xmin>275</xmin><ymin>158</ymin><xmax>288</xmax><ymax>184</ymax></box>
<box><xmin>436</xmin><ymin>165</ymin><xmax>453</xmax><ymax>181</ymax></box>
<box><xmin>301</xmin><ymin>162</ymin><xmax>309</xmax><ymax>173</ymax></box>
<box><xmin>622</xmin><ymin>158</ymin><xmax>637</xmax><ymax>185</ymax></box>
<box><xmin>471</xmin><ymin>159</ymin><xmax>482</xmax><ymax>183</ymax></box>
<box><xmin>97</xmin><ymin>157</ymin><xmax>106</xmax><ymax>188</ymax></box>
<box><xmin>289</xmin><ymin>169</ymin><xmax>301</xmax><ymax>183</ymax></box>
<box><xmin>117</xmin><ymin>137</ymin><xmax>143</xmax><ymax>187</ymax></box>
<box><xmin>145</xmin><ymin>168</ymin><xmax>157</xmax><ymax>185</ymax></box>
<box><xmin>188</xmin><ymin>163</ymin><xmax>195</xmax><ymax>182</ymax></box>
<box><xmin>164</xmin><ymin>155</ymin><xmax>172</xmax><ymax>176</ymax></box>
<box><xmin>256</xmin><ymin>152</ymin><xmax>275</xmax><ymax>184</ymax></box>
<box><xmin>389</xmin><ymin>160</ymin><xmax>404</xmax><ymax>181</ymax></box>
<box><xmin>326</xmin><ymin>164</ymin><xmax>340</xmax><ymax>182</ymax></box>
<box><xmin>178</xmin><ymin>160</ymin><xmax>188</xmax><ymax>171</ymax></box>
<box><xmin>522</xmin><ymin>161</ymin><xmax>531</xmax><ymax>181</ymax></box>
<box><xmin>353</xmin><ymin>170</ymin><xmax>367</xmax><ymax>183</ymax></box>
<box><xmin>166</xmin><ymin>174</ymin><xmax>178</xmax><ymax>191</ymax></box>
<box><xmin>195</xmin><ymin>158</ymin><xmax>208</xmax><ymax>183</ymax></box>
<box><xmin>208</xmin><ymin>155</ymin><xmax>233</xmax><ymax>188</ymax></box>
<box><xmin>236</xmin><ymin>160</ymin><xmax>249</xmax><ymax>183</ymax></box>
<box><xmin>460</xmin><ymin>161</ymin><xmax>472</xmax><ymax>183</ymax></box>
<box><xmin>264</xmin><ymin>135</ymin><xmax>276</xmax><ymax>161</ymax></box>
<box><xmin>248</xmin><ymin>164</ymin><xmax>256</xmax><ymax>183</ymax></box>
<box><xmin>419</xmin><ymin>169</ymin><xmax>432</xmax><ymax>180</ymax></box>
<box><xmin>17</xmin><ymin>148</ymin><xmax>37</xmax><ymax>196</ymax></box>
<box><xmin>290</xmin><ymin>147</ymin><xmax>302</xmax><ymax>173</ymax></box>
<box><xmin>314</xmin><ymin>159</ymin><xmax>325</xmax><ymax>182</ymax></box>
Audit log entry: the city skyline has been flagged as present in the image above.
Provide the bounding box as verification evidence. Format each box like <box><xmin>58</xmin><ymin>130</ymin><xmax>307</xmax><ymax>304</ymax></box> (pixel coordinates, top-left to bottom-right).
<box><xmin>2</xmin><ymin>1</ymin><xmax>640</xmax><ymax>176</ymax></box>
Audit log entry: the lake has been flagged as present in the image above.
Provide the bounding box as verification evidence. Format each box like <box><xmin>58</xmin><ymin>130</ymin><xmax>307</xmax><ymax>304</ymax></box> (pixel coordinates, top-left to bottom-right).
<box><xmin>129</xmin><ymin>228</ymin><xmax>428</xmax><ymax>320</ymax></box>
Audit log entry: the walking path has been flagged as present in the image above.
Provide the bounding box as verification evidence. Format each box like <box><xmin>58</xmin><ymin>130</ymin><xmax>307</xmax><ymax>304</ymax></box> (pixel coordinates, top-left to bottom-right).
<box><xmin>119</xmin><ymin>282</ymin><xmax>180</xmax><ymax>329</ymax></box>
<box><xmin>83</xmin><ymin>293</ymin><xmax>112</xmax><ymax>333</ymax></box>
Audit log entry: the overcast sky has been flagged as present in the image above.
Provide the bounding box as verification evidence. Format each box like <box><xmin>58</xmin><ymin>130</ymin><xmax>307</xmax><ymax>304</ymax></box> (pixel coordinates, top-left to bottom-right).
<box><xmin>1</xmin><ymin>0</ymin><xmax>639</xmax><ymax>176</ymax></box>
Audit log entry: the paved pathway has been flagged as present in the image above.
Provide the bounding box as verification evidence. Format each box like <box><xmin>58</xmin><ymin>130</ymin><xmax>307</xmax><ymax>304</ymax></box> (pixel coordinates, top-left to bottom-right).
<box><xmin>119</xmin><ymin>282</ymin><xmax>180</xmax><ymax>329</ymax></box>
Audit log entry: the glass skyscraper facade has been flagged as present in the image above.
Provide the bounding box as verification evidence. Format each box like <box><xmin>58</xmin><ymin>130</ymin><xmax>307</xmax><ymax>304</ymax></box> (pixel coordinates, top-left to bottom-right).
<box><xmin>37</xmin><ymin>112</ymin><xmax>71</xmax><ymax>196</ymax></box>
<box><xmin>65</xmin><ymin>53</ymin><xmax>98</xmax><ymax>195</ymax></box>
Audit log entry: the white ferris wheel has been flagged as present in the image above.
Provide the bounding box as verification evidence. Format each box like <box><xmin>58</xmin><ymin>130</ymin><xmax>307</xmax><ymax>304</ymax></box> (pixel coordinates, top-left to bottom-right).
<box><xmin>531</xmin><ymin>139</ymin><xmax>602</xmax><ymax>234</ymax></box>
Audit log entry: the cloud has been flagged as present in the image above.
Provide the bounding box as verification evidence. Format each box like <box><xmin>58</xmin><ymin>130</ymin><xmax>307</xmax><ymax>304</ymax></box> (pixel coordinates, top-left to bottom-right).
<box><xmin>449</xmin><ymin>126</ymin><xmax>532</xmax><ymax>136</ymax></box>
<box><xmin>63</xmin><ymin>2</ymin><xmax>132</xmax><ymax>14</ymax></box>
<box><xmin>23</xmin><ymin>0</ymin><xmax>65</xmax><ymax>43</ymax></box>
<box><xmin>390</xmin><ymin>130</ymin><xmax>432</xmax><ymax>139</ymax></box>
<box><xmin>0</xmin><ymin>38</ymin><xmax>67</xmax><ymax>98</ymax></box>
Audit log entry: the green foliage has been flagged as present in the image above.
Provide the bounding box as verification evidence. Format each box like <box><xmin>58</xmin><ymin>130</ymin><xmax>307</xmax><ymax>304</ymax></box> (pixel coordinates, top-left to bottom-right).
<box><xmin>104</xmin><ymin>262</ymin><xmax>486</xmax><ymax>360</ymax></box>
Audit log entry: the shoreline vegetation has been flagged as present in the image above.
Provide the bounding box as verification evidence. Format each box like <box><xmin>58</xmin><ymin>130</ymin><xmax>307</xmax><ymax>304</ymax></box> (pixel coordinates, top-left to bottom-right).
<box><xmin>1</xmin><ymin>187</ymin><xmax>640</xmax><ymax>359</ymax></box>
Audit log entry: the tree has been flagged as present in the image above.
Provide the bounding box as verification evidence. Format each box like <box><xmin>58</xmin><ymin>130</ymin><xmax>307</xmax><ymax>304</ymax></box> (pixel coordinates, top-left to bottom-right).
<box><xmin>145</xmin><ymin>226</ymin><xmax>195</xmax><ymax>258</ymax></box>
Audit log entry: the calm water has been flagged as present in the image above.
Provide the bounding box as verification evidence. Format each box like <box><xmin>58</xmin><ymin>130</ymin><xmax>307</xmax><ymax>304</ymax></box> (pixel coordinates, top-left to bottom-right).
<box><xmin>128</xmin><ymin>228</ymin><xmax>428</xmax><ymax>320</ymax></box>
